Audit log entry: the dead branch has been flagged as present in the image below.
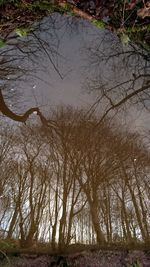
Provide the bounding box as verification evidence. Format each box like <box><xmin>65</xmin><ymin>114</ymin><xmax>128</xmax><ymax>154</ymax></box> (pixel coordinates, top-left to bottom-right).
<box><xmin>0</xmin><ymin>89</ymin><xmax>57</xmax><ymax>129</ymax></box>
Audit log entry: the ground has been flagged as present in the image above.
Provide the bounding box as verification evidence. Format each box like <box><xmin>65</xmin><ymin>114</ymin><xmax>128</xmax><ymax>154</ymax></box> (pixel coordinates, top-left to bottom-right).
<box><xmin>0</xmin><ymin>248</ymin><xmax>150</xmax><ymax>267</ymax></box>
<box><xmin>0</xmin><ymin>0</ymin><xmax>150</xmax><ymax>50</ymax></box>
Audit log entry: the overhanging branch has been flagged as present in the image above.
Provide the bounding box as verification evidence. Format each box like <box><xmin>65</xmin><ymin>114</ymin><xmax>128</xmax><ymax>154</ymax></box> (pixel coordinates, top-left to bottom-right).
<box><xmin>0</xmin><ymin>89</ymin><xmax>57</xmax><ymax>128</ymax></box>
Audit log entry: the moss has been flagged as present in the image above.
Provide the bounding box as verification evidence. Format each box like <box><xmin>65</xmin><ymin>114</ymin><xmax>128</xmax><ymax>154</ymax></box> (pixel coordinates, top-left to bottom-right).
<box><xmin>92</xmin><ymin>19</ymin><xmax>106</xmax><ymax>29</ymax></box>
<box><xmin>30</xmin><ymin>1</ymin><xmax>56</xmax><ymax>12</ymax></box>
<box><xmin>26</xmin><ymin>1</ymin><xmax>72</xmax><ymax>14</ymax></box>
<box><xmin>0</xmin><ymin>38</ymin><xmax>6</xmax><ymax>48</ymax></box>
<box><xmin>0</xmin><ymin>240</ymin><xmax>16</xmax><ymax>250</ymax></box>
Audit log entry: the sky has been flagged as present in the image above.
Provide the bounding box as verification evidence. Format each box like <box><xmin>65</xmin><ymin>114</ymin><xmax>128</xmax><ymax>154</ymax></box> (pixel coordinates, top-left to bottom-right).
<box><xmin>2</xmin><ymin>13</ymin><xmax>150</xmax><ymax>132</ymax></box>
<box><xmin>20</xmin><ymin>15</ymin><xmax>100</xmax><ymax>109</ymax></box>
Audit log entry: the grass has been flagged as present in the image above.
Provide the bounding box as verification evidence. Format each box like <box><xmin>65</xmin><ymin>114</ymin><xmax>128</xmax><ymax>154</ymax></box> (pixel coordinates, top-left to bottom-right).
<box><xmin>0</xmin><ymin>240</ymin><xmax>149</xmax><ymax>267</ymax></box>
<box><xmin>127</xmin><ymin>262</ymin><xmax>143</xmax><ymax>267</ymax></box>
<box><xmin>0</xmin><ymin>250</ymin><xmax>148</xmax><ymax>267</ymax></box>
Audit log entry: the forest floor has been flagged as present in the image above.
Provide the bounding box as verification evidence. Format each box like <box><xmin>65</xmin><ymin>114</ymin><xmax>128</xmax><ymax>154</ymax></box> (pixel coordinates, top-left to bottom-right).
<box><xmin>0</xmin><ymin>248</ymin><xmax>150</xmax><ymax>267</ymax></box>
<box><xmin>0</xmin><ymin>0</ymin><xmax>150</xmax><ymax>50</ymax></box>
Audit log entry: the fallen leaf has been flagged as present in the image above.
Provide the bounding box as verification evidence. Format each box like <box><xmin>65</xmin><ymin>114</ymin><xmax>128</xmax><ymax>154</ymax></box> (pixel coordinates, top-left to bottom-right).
<box><xmin>125</xmin><ymin>0</ymin><xmax>138</xmax><ymax>10</ymax></box>
<box><xmin>137</xmin><ymin>6</ymin><xmax>150</xmax><ymax>18</ymax></box>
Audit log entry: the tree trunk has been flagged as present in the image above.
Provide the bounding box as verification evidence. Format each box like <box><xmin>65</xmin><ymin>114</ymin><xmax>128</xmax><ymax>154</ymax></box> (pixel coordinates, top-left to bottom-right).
<box><xmin>90</xmin><ymin>203</ymin><xmax>106</xmax><ymax>245</ymax></box>
<box><xmin>7</xmin><ymin>206</ymin><xmax>18</xmax><ymax>239</ymax></box>
<box><xmin>127</xmin><ymin>183</ymin><xmax>147</xmax><ymax>242</ymax></box>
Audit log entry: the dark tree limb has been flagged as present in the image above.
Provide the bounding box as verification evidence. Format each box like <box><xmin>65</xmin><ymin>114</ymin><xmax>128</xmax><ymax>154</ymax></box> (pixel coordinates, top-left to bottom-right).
<box><xmin>0</xmin><ymin>89</ymin><xmax>39</xmax><ymax>122</ymax></box>
<box><xmin>0</xmin><ymin>89</ymin><xmax>57</xmax><ymax>128</ymax></box>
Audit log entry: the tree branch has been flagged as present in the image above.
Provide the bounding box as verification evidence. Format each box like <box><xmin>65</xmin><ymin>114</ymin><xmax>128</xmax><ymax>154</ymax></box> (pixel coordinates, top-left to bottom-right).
<box><xmin>0</xmin><ymin>89</ymin><xmax>39</xmax><ymax>122</ymax></box>
<box><xmin>0</xmin><ymin>89</ymin><xmax>57</xmax><ymax>129</ymax></box>
<box><xmin>95</xmin><ymin>81</ymin><xmax>150</xmax><ymax>127</ymax></box>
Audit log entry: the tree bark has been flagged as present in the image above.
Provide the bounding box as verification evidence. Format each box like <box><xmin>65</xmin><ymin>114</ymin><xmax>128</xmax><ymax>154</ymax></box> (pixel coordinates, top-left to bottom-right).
<box><xmin>89</xmin><ymin>202</ymin><xmax>106</xmax><ymax>245</ymax></box>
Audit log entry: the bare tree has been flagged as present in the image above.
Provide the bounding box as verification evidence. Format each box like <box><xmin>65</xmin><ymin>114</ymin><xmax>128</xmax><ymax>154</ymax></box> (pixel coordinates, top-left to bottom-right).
<box><xmin>83</xmin><ymin>33</ymin><xmax>150</xmax><ymax>124</ymax></box>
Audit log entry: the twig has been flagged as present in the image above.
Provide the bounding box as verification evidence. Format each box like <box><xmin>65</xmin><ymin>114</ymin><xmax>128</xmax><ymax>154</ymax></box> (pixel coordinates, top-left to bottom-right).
<box><xmin>0</xmin><ymin>89</ymin><xmax>58</xmax><ymax>131</ymax></box>
<box><xmin>0</xmin><ymin>249</ymin><xmax>11</xmax><ymax>266</ymax></box>
<box><xmin>31</xmin><ymin>32</ymin><xmax>64</xmax><ymax>80</ymax></box>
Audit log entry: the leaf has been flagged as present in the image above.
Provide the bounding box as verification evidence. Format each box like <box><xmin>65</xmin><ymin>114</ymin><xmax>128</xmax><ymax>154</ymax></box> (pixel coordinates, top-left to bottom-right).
<box><xmin>0</xmin><ymin>39</ymin><xmax>6</xmax><ymax>48</ymax></box>
<box><xmin>125</xmin><ymin>0</ymin><xmax>138</xmax><ymax>10</ymax></box>
<box><xmin>15</xmin><ymin>27</ymin><xmax>30</xmax><ymax>37</ymax></box>
<box><xmin>120</xmin><ymin>33</ymin><xmax>130</xmax><ymax>45</ymax></box>
<box><xmin>92</xmin><ymin>19</ymin><xmax>106</xmax><ymax>29</ymax></box>
<box><xmin>137</xmin><ymin>6</ymin><xmax>150</xmax><ymax>18</ymax></box>
<box><xmin>35</xmin><ymin>2</ymin><xmax>55</xmax><ymax>12</ymax></box>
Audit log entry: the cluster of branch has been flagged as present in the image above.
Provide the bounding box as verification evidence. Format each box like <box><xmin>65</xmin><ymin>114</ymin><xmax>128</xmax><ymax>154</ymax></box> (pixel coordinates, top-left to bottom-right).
<box><xmin>0</xmin><ymin>89</ymin><xmax>57</xmax><ymax>129</ymax></box>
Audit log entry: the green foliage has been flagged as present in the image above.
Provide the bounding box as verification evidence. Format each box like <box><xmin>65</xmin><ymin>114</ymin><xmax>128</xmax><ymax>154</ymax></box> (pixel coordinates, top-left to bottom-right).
<box><xmin>67</xmin><ymin>11</ymin><xmax>76</xmax><ymax>17</ymax></box>
<box><xmin>92</xmin><ymin>19</ymin><xmax>106</xmax><ymax>29</ymax></box>
<box><xmin>0</xmin><ymin>0</ymin><xmax>19</xmax><ymax>6</ymax></box>
<box><xmin>51</xmin><ymin>3</ymin><xmax>72</xmax><ymax>14</ymax></box>
<box><xmin>0</xmin><ymin>0</ymin><xmax>6</xmax><ymax>5</ymax></box>
<box><xmin>120</xmin><ymin>33</ymin><xmax>130</xmax><ymax>45</ymax></box>
<box><xmin>126</xmin><ymin>24</ymin><xmax>150</xmax><ymax>33</ymax></box>
<box><xmin>31</xmin><ymin>1</ymin><xmax>56</xmax><ymax>12</ymax></box>
<box><xmin>127</xmin><ymin>261</ymin><xmax>143</xmax><ymax>267</ymax></box>
<box><xmin>60</xmin><ymin>3</ymin><xmax>72</xmax><ymax>12</ymax></box>
<box><xmin>0</xmin><ymin>240</ymin><xmax>15</xmax><ymax>250</ymax></box>
<box><xmin>15</xmin><ymin>27</ymin><xmax>32</xmax><ymax>37</ymax></box>
<box><xmin>122</xmin><ymin>24</ymin><xmax>150</xmax><ymax>51</ymax></box>
<box><xmin>29</xmin><ymin>1</ymin><xmax>72</xmax><ymax>14</ymax></box>
<box><xmin>0</xmin><ymin>39</ymin><xmax>6</xmax><ymax>48</ymax></box>
<box><xmin>0</xmin><ymin>0</ymin><xmax>73</xmax><ymax>15</ymax></box>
